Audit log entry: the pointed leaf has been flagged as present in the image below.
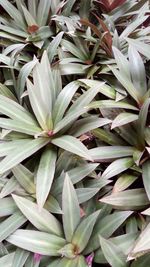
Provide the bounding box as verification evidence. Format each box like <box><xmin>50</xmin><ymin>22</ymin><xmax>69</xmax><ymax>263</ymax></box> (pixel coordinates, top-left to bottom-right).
<box><xmin>143</xmin><ymin>160</ymin><xmax>150</xmax><ymax>200</ymax></box>
<box><xmin>99</xmin><ymin>236</ymin><xmax>127</xmax><ymax>267</ymax></box>
<box><xmin>12</xmin><ymin>248</ymin><xmax>30</xmax><ymax>267</ymax></box>
<box><xmin>102</xmin><ymin>157</ymin><xmax>134</xmax><ymax>179</ymax></box>
<box><xmin>0</xmin><ymin>211</ymin><xmax>26</xmax><ymax>242</ymax></box>
<box><xmin>51</xmin><ymin>135</ymin><xmax>93</xmax><ymax>161</ymax></box>
<box><xmin>12</xmin><ymin>195</ymin><xmax>63</xmax><ymax>236</ymax></box>
<box><xmin>0</xmin><ymin>95</ymin><xmax>37</xmax><ymax>126</ymax></box>
<box><xmin>0</xmin><ymin>118</ymin><xmax>42</xmax><ymax>136</ymax></box>
<box><xmin>12</xmin><ymin>164</ymin><xmax>35</xmax><ymax>194</ymax></box>
<box><xmin>0</xmin><ymin>197</ymin><xmax>17</xmax><ymax>216</ymax></box>
<box><xmin>6</xmin><ymin>230</ymin><xmax>66</xmax><ymax>256</ymax></box>
<box><xmin>85</xmin><ymin>211</ymin><xmax>133</xmax><ymax>253</ymax></box>
<box><xmin>129</xmin><ymin>222</ymin><xmax>150</xmax><ymax>260</ymax></box>
<box><xmin>100</xmin><ymin>189</ymin><xmax>149</xmax><ymax>209</ymax></box>
<box><xmin>90</xmin><ymin>146</ymin><xmax>134</xmax><ymax>161</ymax></box>
<box><xmin>36</xmin><ymin>146</ymin><xmax>57</xmax><ymax>209</ymax></box>
<box><xmin>72</xmin><ymin>210</ymin><xmax>100</xmax><ymax>252</ymax></box>
<box><xmin>128</xmin><ymin>45</ymin><xmax>147</xmax><ymax>96</ymax></box>
<box><xmin>37</xmin><ymin>0</ymin><xmax>52</xmax><ymax>26</ymax></box>
<box><xmin>111</xmin><ymin>113</ymin><xmax>138</xmax><ymax>129</ymax></box>
<box><xmin>70</xmin><ymin>116</ymin><xmax>111</xmax><ymax>137</ymax></box>
<box><xmin>76</xmin><ymin>188</ymin><xmax>99</xmax><ymax>204</ymax></box>
<box><xmin>62</xmin><ymin>174</ymin><xmax>80</xmax><ymax>242</ymax></box>
<box><xmin>52</xmin><ymin>163</ymin><xmax>99</xmax><ymax>195</ymax></box>
<box><xmin>0</xmin><ymin>138</ymin><xmax>49</xmax><ymax>174</ymax></box>
<box><xmin>112</xmin><ymin>46</ymin><xmax>130</xmax><ymax>79</ymax></box>
<box><xmin>53</xmin><ymin>81</ymin><xmax>80</xmax><ymax>125</ymax></box>
<box><xmin>0</xmin><ymin>253</ymin><xmax>15</xmax><ymax>267</ymax></box>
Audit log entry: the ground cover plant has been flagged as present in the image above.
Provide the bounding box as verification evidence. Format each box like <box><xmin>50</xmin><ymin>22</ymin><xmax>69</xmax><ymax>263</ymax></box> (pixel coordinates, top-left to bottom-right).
<box><xmin>0</xmin><ymin>0</ymin><xmax>150</xmax><ymax>266</ymax></box>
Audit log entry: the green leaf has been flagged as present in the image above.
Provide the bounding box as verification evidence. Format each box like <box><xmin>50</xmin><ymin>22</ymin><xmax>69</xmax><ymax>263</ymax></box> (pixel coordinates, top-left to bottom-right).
<box><xmin>12</xmin><ymin>195</ymin><xmax>63</xmax><ymax>236</ymax></box>
<box><xmin>21</xmin><ymin>5</ymin><xmax>37</xmax><ymax>26</ymax></box>
<box><xmin>113</xmin><ymin>174</ymin><xmax>138</xmax><ymax>193</ymax></box>
<box><xmin>36</xmin><ymin>146</ymin><xmax>57</xmax><ymax>209</ymax></box>
<box><xmin>110</xmin><ymin>233</ymin><xmax>138</xmax><ymax>255</ymax></box>
<box><xmin>128</xmin><ymin>45</ymin><xmax>147</xmax><ymax>96</ymax></box>
<box><xmin>0</xmin><ymin>197</ymin><xmax>17</xmax><ymax>216</ymax></box>
<box><xmin>111</xmin><ymin>113</ymin><xmax>138</xmax><ymax>129</ymax></box>
<box><xmin>88</xmin><ymin>100</ymin><xmax>138</xmax><ymax>110</ymax></box>
<box><xmin>37</xmin><ymin>0</ymin><xmax>52</xmax><ymax>26</ymax></box>
<box><xmin>0</xmin><ymin>211</ymin><xmax>26</xmax><ymax>242</ymax></box>
<box><xmin>53</xmin><ymin>81</ymin><xmax>80</xmax><ymax>126</ymax></box>
<box><xmin>0</xmin><ymin>95</ymin><xmax>37</xmax><ymax>126</ymax></box>
<box><xmin>51</xmin><ymin>135</ymin><xmax>93</xmax><ymax>161</ymax></box>
<box><xmin>0</xmin><ymin>118</ymin><xmax>42</xmax><ymax>136</ymax></box>
<box><xmin>27</xmin><ymin>26</ymin><xmax>53</xmax><ymax>42</ymax></box>
<box><xmin>62</xmin><ymin>174</ymin><xmax>80</xmax><ymax>242</ymax></box>
<box><xmin>0</xmin><ymin>0</ymin><xmax>26</xmax><ymax>30</ymax></box>
<box><xmin>0</xmin><ymin>253</ymin><xmax>15</xmax><ymax>267</ymax></box>
<box><xmin>12</xmin><ymin>164</ymin><xmax>35</xmax><ymax>194</ymax></box>
<box><xmin>100</xmin><ymin>189</ymin><xmax>149</xmax><ymax>209</ymax></box>
<box><xmin>47</xmin><ymin>259</ymin><xmax>61</xmax><ymax>267</ymax></box>
<box><xmin>120</xmin><ymin>16</ymin><xmax>148</xmax><ymax>40</ymax></box>
<box><xmin>47</xmin><ymin>32</ymin><xmax>64</xmax><ymax>63</ymax></box>
<box><xmin>126</xmin><ymin>38</ymin><xmax>150</xmax><ymax>60</ymax></box>
<box><xmin>76</xmin><ymin>187</ymin><xmax>99</xmax><ymax>204</ymax></box>
<box><xmin>52</xmin><ymin>163</ymin><xmax>99</xmax><ymax>195</ymax></box>
<box><xmin>131</xmin><ymin>254</ymin><xmax>150</xmax><ymax>267</ymax></box>
<box><xmin>72</xmin><ymin>210</ymin><xmax>100</xmax><ymax>253</ymax></box>
<box><xmin>128</xmin><ymin>222</ymin><xmax>150</xmax><ymax>260</ymax></box>
<box><xmin>63</xmin><ymin>0</ymin><xmax>77</xmax><ymax>15</ymax></box>
<box><xmin>0</xmin><ymin>176</ymin><xmax>19</xmax><ymax>198</ymax></box>
<box><xmin>90</xmin><ymin>146</ymin><xmax>134</xmax><ymax>161</ymax></box>
<box><xmin>112</xmin><ymin>46</ymin><xmax>130</xmax><ymax>79</ymax></box>
<box><xmin>0</xmin><ymin>140</ymin><xmax>29</xmax><ymax>157</ymax></box>
<box><xmin>137</xmin><ymin>98</ymin><xmax>150</xmax><ymax>145</ymax></box>
<box><xmin>0</xmin><ymin>138</ymin><xmax>49</xmax><ymax>174</ymax></box>
<box><xmin>12</xmin><ymin>248</ymin><xmax>30</xmax><ymax>267</ymax></box>
<box><xmin>0</xmin><ymin>83</ymin><xmax>17</xmax><ymax>101</ymax></box>
<box><xmin>53</xmin><ymin>107</ymin><xmax>88</xmax><ymax>134</ymax></box>
<box><xmin>45</xmin><ymin>195</ymin><xmax>62</xmax><ymax>214</ymax></box>
<box><xmin>57</xmin><ymin>257</ymin><xmax>79</xmax><ymax>267</ymax></box>
<box><xmin>109</xmin><ymin>65</ymin><xmax>140</xmax><ymax>103</ymax></box>
<box><xmin>101</xmin><ymin>157</ymin><xmax>134</xmax><ymax>179</ymax></box>
<box><xmin>17</xmin><ymin>57</ymin><xmax>38</xmax><ymax>97</ymax></box>
<box><xmin>142</xmin><ymin>160</ymin><xmax>150</xmax><ymax>201</ymax></box>
<box><xmin>26</xmin><ymin>79</ymin><xmax>48</xmax><ymax>130</ymax></box>
<box><xmin>68</xmin><ymin>83</ymin><xmax>105</xmax><ymax>114</ymax></box>
<box><xmin>99</xmin><ymin>236</ymin><xmax>127</xmax><ymax>267</ymax></box>
<box><xmin>85</xmin><ymin>211</ymin><xmax>133</xmax><ymax>253</ymax></box>
<box><xmin>61</xmin><ymin>40</ymin><xmax>87</xmax><ymax>61</ymax></box>
<box><xmin>70</xmin><ymin>116</ymin><xmax>111</xmax><ymax>137</ymax></box>
<box><xmin>79</xmin><ymin>79</ymin><xmax>115</xmax><ymax>99</ymax></box>
<box><xmin>77</xmin><ymin>256</ymin><xmax>87</xmax><ymax>267</ymax></box>
<box><xmin>6</xmin><ymin>230</ymin><xmax>66</xmax><ymax>256</ymax></box>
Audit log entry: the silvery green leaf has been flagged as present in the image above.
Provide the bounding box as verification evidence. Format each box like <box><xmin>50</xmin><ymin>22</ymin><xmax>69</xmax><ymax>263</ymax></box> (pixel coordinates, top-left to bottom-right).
<box><xmin>6</xmin><ymin>230</ymin><xmax>66</xmax><ymax>256</ymax></box>
<box><xmin>72</xmin><ymin>210</ymin><xmax>100</xmax><ymax>252</ymax></box>
<box><xmin>62</xmin><ymin>174</ymin><xmax>80</xmax><ymax>242</ymax></box>
<box><xmin>36</xmin><ymin>146</ymin><xmax>57</xmax><ymax>209</ymax></box>
<box><xmin>12</xmin><ymin>195</ymin><xmax>63</xmax><ymax>236</ymax></box>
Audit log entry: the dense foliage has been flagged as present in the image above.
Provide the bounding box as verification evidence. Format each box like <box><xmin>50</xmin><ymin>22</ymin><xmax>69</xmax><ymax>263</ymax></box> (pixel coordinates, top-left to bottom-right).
<box><xmin>0</xmin><ymin>0</ymin><xmax>150</xmax><ymax>266</ymax></box>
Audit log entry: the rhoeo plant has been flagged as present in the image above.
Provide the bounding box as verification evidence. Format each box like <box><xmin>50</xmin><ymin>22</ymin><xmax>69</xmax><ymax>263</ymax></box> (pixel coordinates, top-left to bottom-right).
<box><xmin>0</xmin><ymin>0</ymin><xmax>150</xmax><ymax>267</ymax></box>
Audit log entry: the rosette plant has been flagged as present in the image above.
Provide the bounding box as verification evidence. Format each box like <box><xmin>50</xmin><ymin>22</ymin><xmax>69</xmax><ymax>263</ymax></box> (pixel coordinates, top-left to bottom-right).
<box><xmin>0</xmin><ymin>0</ymin><xmax>150</xmax><ymax>267</ymax></box>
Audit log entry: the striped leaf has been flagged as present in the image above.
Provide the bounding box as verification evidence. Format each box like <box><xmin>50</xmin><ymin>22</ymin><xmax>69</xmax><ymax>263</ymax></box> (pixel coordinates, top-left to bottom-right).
<box><xmin>6</xmin><ymin>230</ymin><xmax>66</xmax><ymax>256</ymax></box>
<box><xmin>12</xmin><ymin>195</ymin><xmax>63</xmax><ymax>236</ymax></box>
<box><xmin>36</xmin><ymin>146</ymin><xmax>57</xmax><ymax>209</ymax></box>
<box><xmin>62</xmin><ymin>174</ymin><xmax>80</xmax><ymax>242</ymax></box>
<box><xmin>0</xmin><ymin>138</ymin><xmax>49</xmax><ymax>174</ymax></box>
<box><xmin>51</xmin><ymin>135</ymin><xmax>93</xmax><ymax>161</ymax></box>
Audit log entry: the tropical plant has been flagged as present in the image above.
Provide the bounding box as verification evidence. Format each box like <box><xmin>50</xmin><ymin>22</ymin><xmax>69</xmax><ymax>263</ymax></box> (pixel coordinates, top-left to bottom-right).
<box><xmin>0</xmin><ymin>0</ymin><xmax>150</xmax><ymax>266</ymax></box>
